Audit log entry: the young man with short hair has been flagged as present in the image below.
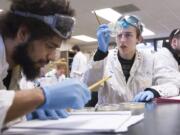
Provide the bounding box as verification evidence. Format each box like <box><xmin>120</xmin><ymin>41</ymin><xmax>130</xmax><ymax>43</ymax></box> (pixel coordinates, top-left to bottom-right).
<box><xmin>84</xmin><ymin>15</ymin><xmax>179</xmax><ymax>105</ymax></box>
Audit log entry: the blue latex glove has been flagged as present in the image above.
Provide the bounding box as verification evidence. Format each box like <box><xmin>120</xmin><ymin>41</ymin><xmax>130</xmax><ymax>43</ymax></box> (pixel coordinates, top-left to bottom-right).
<box><xmin>26</xmin><ymin>109</ymin><xmax>69</xmax><ymax>120</ymax></box>
<box><xmin>133</xmin><ymin>91</ymin><xmax>154</xmax><ymax>102</ymax></box>
<box><xmin>96</xmin><ymin>24</ymin><xmax>110</xmax><ymax>53</ymax></box>
<box><xmin>40</xmin><ymin>78</ymin><xmax>91</xmax><ymax>109</ymax></box>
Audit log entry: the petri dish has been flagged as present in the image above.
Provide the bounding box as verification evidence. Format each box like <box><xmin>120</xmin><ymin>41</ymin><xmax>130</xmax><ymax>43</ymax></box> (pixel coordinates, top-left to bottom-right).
<box><xmin>71</xmin><ymin>103</ymin><xmax>145</xmax><ymax>114</ymax></box>
<box><xmin>96</xmin><ymin>104</ymin><xmax>121</xmax><ymax>111</ymax></box>
<box><xmin>72</xmin><ymin>107</ymin><xmax>96</xmax><ymax>112</ymax></box>
<box><xmin>95</xmin><ymin>102</ymin><xmax>145</xmax><ymax>111</ymax></box>
<box><xmin>121</xmin><ymin>102</ymin><xmax>145</xmax><ymax>109</ymax></box>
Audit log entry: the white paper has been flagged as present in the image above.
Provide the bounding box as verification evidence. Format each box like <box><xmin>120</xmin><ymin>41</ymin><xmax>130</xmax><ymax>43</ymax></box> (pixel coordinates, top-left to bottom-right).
<box><xmin>69</xmin><ymin>111</ymin><xmax>131</xmax><ymax>115</ymax></box>
<box><xmin>4</xmin><ymin>111</ymin><xmax>144</xmax><ymax>134</ymax></box>
<box><xmin>116</xmin><ymin>113</ymin><xmax>144</xmax><ymax>132</ymax></box>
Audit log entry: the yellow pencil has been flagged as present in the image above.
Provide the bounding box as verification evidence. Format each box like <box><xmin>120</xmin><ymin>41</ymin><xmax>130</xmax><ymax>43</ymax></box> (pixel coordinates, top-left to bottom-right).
<box><xmin>93</xmin><ymin>10</ymin><xmax>101</xmax><ymax>25</ymax></box>
<box><xmin>88</xmin><ymin>76</ymin><xmax>111</xmax><ymax>92</ymax></box>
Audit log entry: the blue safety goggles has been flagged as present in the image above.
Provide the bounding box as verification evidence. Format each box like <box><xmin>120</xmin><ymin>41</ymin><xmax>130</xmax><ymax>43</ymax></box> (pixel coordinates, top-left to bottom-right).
<box><xmin>13</xmin><ymin>10</ymin><xmax>75</xmax><ymax>39</ymax></box>
<box><xmin>116</xmin><ymin>15</ymin><xmax>143</xmax><ymax>33</ymax></box>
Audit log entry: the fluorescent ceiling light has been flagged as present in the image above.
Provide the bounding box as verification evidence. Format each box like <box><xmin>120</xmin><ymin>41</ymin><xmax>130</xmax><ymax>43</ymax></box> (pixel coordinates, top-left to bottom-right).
<box><xmin>0</xmin><ymin>9</ymin><xmax>3</xmax><ymax>12</ymax></box>
<box><xmin>166</xmin><ymin>39</ymin><xmax>169</xmax><ymax>42</ymax></box>
<box><xmin>93</xmin><ymin>8</ymin><xmax>121</xmax><ymax>23</ymax></box>
<box><xmin>72</xmin><ymin>35</ymin><xmax>97</xmax><ymax>42</ymax></box>
<box><xmin>142</xmin><ymin>28</ymin><xmax>155</xmax><ymax>36</ymax></box>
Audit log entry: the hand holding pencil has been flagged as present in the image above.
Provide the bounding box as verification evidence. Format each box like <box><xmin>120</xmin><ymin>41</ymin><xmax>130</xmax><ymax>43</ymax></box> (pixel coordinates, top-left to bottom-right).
<box><xmin>67</xmin><ymin>76</ymin><xmax>111</xmax><ymax>112</ymax></box>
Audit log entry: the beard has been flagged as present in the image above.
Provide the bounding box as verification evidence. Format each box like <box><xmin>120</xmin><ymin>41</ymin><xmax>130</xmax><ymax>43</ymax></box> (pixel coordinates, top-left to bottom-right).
<box><xmin>172</xmin><ymin>48</ymin><xmax>180</xmax><ymax>65</ymax></box>
<box><xmin>174</xmin><ymin>49</ymin><xmax>180</xmax><ymax>65</ymax></box>
<box><xmin>174</xmin><ymin>49</ymin><xmax>180</xmax><ymax>56</ymax></box>
<box><xmin>13</xmin><ymin>41</ymin><xmax>41</xmax><ymax>81</ymax></box>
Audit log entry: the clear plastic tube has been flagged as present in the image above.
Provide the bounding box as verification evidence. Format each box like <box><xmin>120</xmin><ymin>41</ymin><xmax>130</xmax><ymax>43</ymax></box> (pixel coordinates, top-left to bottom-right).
<box><xmin>107</xmin><ymin>22</ymin><xmax>117</xmax><ymax>37</ymax></box>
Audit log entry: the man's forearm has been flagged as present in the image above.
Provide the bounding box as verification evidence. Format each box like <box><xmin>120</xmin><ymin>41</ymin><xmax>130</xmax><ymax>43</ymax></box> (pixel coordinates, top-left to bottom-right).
<box><xmin>5</xmin><ymin>88</ymin><xmax>45</xmax><ymax>123</ymax></box>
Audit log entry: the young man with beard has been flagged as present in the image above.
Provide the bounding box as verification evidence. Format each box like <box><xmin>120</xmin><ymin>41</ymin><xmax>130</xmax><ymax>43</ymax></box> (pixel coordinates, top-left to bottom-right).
<box><xmin>83</xmin><ymin>15</ymin><xmax>179</xmax><ymax>105</ymax></box>
<box><xmin>162</xmin><ymin>28</ymin><xmax>180</xmax><ymax>70</ymax></box>
<box><xmin>0</xmin><ymin>0</ymin><xmax>91</xmax><ymax>130</ymax></box>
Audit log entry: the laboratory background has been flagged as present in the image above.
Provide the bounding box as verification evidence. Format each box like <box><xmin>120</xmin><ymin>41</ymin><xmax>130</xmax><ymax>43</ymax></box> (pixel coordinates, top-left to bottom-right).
<box><xmin>1</xmin><ymin>0</ymin><xmax>180</xmax><ymax>134</ymax></box>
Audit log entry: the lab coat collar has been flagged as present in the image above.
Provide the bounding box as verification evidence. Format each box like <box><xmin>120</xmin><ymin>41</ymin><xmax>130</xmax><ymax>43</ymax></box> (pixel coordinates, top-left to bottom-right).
<box><xmin>112</xmin><ymin>48</ymin><xmax>143</xmax><ymax>74</ymax></box>
<box><xmin>129</xmin><ymin>50</ymin><xmax>143</xmax><ymax>75</ymax></box>
<box><xmin>113</xmin><ymin>48</ymin><xmax>123</xmax><ymax>73</ymax></box>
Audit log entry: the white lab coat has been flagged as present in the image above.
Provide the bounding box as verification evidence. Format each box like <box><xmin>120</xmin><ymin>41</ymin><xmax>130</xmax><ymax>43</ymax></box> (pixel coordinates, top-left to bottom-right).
<box><xmin>83</xmin><ymin>48</ymin><xmax>180</xmax><ymax>105</ymax></box>
<box><xmin>70</xmin><ymin>51</ymin><xmax>87</xmax><ymax>80</ymax></box>
<box><xmin>152</xmin><ymin>47</ymin><xmax>180</xmax><ymax>90</ymax></box>
<box><xmin>56</xmin><ymin>74</ymin><xmax>66</xmax><ymax>83</ymax></box>
<box><xmin>157</xmin><ymin>48</ymin><xmax>179</xmax><ymax>71</ymax></box>
<box><xmin>19</xmin><ymin>73</ymin><xmax>66</xmax><ymax>90</ymax></box>
<box><xmin>0</xmin><ymin>35</ymin><xmax>15</xmax><ymax>131</ymax></box>
<box><xmin>45</xmin><ymin>69</ymin><xmax>66</xmax><ymax>83</ymax></box>
<box><xmin>19</xmin><ymin>76</ymin><xmax>35</xmax><ymax>90</ymax></box>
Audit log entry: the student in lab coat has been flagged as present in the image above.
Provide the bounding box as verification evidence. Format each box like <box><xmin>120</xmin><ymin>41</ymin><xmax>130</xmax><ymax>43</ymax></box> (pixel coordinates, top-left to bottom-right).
<box><xmin>46</xmin><ymin>62</ymin><xmax>67</xmax><ymax>83</ymax></box>
<box><xmin>0</xmin><ymin>0</ymin><xmax>91</xmax><ymax>131</ymax></box>
<box><xmin>162</xmin><ymin>28</ymin><xmax>180</xmax><ymax>70</ymax></box>
<box><xmin>83</xmin><ymin>15</ymin><xmax>180</xmax><ymax>105</ymax></box>
<box><xmin>70</xmin><ymin>45</ymin><xmax>87</xmax><ymax>81</ymax></box>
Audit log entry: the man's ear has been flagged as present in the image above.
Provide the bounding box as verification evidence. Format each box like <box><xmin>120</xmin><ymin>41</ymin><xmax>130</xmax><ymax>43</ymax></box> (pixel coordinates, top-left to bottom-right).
<box><xmin>171</xmin><ymin>38</ymin><xmax>177</xmax><ymax>49</ymax></box>
<box><xmin>137</xmin><ymin>36</ymin><xmax>143</xmax><ymax>44</ymax></box>
<box><xmin>16</xmin><ymin>25</ymin><xmax>30</xmax><ymax>42</ymax></box>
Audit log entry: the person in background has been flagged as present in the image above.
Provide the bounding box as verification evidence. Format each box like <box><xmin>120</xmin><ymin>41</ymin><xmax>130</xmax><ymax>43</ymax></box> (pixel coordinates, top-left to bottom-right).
<box><xmin>0</xmin><ymin>0</ymin><xmax>91</xmax><ymax>131</ymax></box>
<box><xmin>46</xmin><ymin>61</ymin><xmax>67</xmax><ymax>83</ymax></box>
<box><xmin>83</xmin><ymin>15</ymin><xmax>179</xmax><ymax>106</ymax></box>
<box><xmin>134</xmin><ymin>29</ymin><xmax>180</xmax><ymax>101</ymax></box>
<box><xmin>162</xmin><ymin>28</ymin><xmax>180</xmax><ymax>70</ymax></box>
<box><xmin>70</xmin><ymin>45</ymin><xmax>87</xmax><ymax>81</ymax></box>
